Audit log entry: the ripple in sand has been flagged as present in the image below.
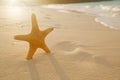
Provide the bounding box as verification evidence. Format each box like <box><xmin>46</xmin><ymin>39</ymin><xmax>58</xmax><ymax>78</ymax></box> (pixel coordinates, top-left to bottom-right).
<box><xmin>53</xmin><ymin>24</ymin><xmax>65</xmax><ymax>29</ymax></box>
<box><xmin>55</xmin><ymin>41</ymin><xmax>87</xmax><ymax>52</ymax></box>
<box><xmin>55</xmin><ymin>41</ymin><xmax>112</xmax><ymax>66</ymax></box>
<box><xmin>55</xmin><ymin>41</ymin><xmax>93</xmax><ymax>61</ymax></box>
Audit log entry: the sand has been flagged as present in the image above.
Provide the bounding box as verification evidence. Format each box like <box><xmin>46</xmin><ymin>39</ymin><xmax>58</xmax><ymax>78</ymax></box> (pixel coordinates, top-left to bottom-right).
<box><xmin>0</xmin><ymin>7</ymin><xmax>120</xmax><ymax>80</ymax></box>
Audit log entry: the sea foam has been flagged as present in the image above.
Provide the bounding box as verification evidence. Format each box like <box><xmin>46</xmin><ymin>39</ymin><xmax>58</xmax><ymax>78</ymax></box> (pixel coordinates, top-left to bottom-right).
<box><xmin>42</xmin><ymin>0</ymin><xmax>120</xmax><ymax>29</ymax></box>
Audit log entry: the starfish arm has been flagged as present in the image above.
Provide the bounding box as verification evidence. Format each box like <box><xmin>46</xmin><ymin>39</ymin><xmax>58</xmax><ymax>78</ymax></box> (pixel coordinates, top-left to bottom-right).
<box><xmin>14</xmin><ymin>35</ymin><xmax>28</xmax><ymax>41</ymax></box>
<box><xmin>26</xmin><ymin>44</ymin><xmax>37</xmax><ymax>60</ymax></box>
<box><xmin>43</xmin><ymin>28</ymin><xmax>54</xmax><ymax>36</ymax></box>
<box><xmin>41</xmin><ymin>43</ymin><xmax>51</xmax><ymax>53</ymax></box>
<box><xmin>31</xmin><ymin>13</ymin><xmax>40</xmax><ymax>32</ymax></box>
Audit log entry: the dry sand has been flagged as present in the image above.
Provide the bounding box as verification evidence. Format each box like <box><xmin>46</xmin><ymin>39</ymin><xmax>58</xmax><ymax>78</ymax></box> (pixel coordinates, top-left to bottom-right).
<box><xmin>0</xmin><ymin>7</ymin><xmax>120</xmax><ymax>80</ymax></box>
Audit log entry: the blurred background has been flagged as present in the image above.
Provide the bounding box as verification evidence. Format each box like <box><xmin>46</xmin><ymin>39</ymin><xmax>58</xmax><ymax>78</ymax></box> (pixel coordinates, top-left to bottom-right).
<box><xmin>0</xmin><ymin>0</ymin><xmax>112</xmax><ymax>6</ymax></box>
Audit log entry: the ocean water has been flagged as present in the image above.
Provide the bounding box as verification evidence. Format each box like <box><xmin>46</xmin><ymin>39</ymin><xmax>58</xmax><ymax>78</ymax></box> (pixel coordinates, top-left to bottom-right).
<box><xmin>42</xmin><ymin>0</ymin><xmax>120</xmax><ymax>29</ymax></box>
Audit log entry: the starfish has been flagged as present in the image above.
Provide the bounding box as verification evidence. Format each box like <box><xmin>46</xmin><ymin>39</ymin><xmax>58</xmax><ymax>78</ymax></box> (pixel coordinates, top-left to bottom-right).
<box><xmin>14</xmin><ymin>13</ymin><xmax>54</xmax><ymax>60</ymax></box>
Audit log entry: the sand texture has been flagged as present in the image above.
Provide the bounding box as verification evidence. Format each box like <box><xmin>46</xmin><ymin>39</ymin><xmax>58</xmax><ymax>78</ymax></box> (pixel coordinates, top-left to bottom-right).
<box><xmin>0</xmin><ymin>7</ymin><xmax>120</xmax><ymax>80</ymax></box>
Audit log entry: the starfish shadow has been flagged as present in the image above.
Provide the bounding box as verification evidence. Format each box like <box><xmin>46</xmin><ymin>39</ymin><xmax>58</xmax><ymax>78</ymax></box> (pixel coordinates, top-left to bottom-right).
<box><xmin>27</xmin><ymin>60</ymin><xmax>40</xmax><ymax>80</ymax></box>
<box><xmin>47</xmin><ymin>53</ymin><xmax>70</xmax><ymax>80</ymax></box>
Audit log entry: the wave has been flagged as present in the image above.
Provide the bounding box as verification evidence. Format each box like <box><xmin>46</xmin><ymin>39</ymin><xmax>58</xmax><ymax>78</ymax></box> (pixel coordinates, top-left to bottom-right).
<box><xmin>42</xmin><ymin>0</ymin><xmax>120</xmax><ymax>29</ymax></box>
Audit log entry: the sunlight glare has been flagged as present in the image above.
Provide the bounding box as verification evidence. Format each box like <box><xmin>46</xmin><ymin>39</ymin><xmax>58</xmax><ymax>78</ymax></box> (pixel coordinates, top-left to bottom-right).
<box><xmin>8</xmin><ymin>0</ymin><xmax>16</xmax><ymax>5</ymax></box>
<box><xmin>6</xmin><ymin>6</ymin><xmax>24</xmax><ymax>18</ymax></box>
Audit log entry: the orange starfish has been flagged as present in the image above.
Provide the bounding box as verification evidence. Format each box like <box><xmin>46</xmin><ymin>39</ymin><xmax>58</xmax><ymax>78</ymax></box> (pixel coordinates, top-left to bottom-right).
<box><xmin>14</xmin><ymin>13</ymin><xmax>54</xmax><ymax>60</ymax></box>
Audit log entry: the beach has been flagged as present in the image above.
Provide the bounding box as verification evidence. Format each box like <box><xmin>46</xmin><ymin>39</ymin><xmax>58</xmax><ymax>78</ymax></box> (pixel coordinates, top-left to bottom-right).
<box><xmin>0</xmin><ymin>5</ymin><xmax>120</xmax><ymax>80</ymax></box>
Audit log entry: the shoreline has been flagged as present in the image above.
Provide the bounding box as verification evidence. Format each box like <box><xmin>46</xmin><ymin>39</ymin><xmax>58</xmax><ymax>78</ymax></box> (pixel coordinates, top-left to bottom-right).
<box><xmin>54</xmin><ymin>8</ymin><xmax>120</xmax><ymax>30</ymax></box>
<box><xmin>95</xmin><ymin>18</ymin><xmax>119</xmax><ymax>30</ymax></box>
<box><xmin>41</xmin><ymin>1</ymin><xmax>120</xmax><ymax>30</ymax></box>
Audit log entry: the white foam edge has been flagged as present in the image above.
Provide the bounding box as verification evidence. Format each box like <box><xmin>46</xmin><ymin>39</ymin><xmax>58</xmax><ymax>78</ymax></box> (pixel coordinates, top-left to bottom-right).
<box><xmin>95</xmin><ymin>17</ymin><xmax>118</xmax><ymax>30</ymax></box>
